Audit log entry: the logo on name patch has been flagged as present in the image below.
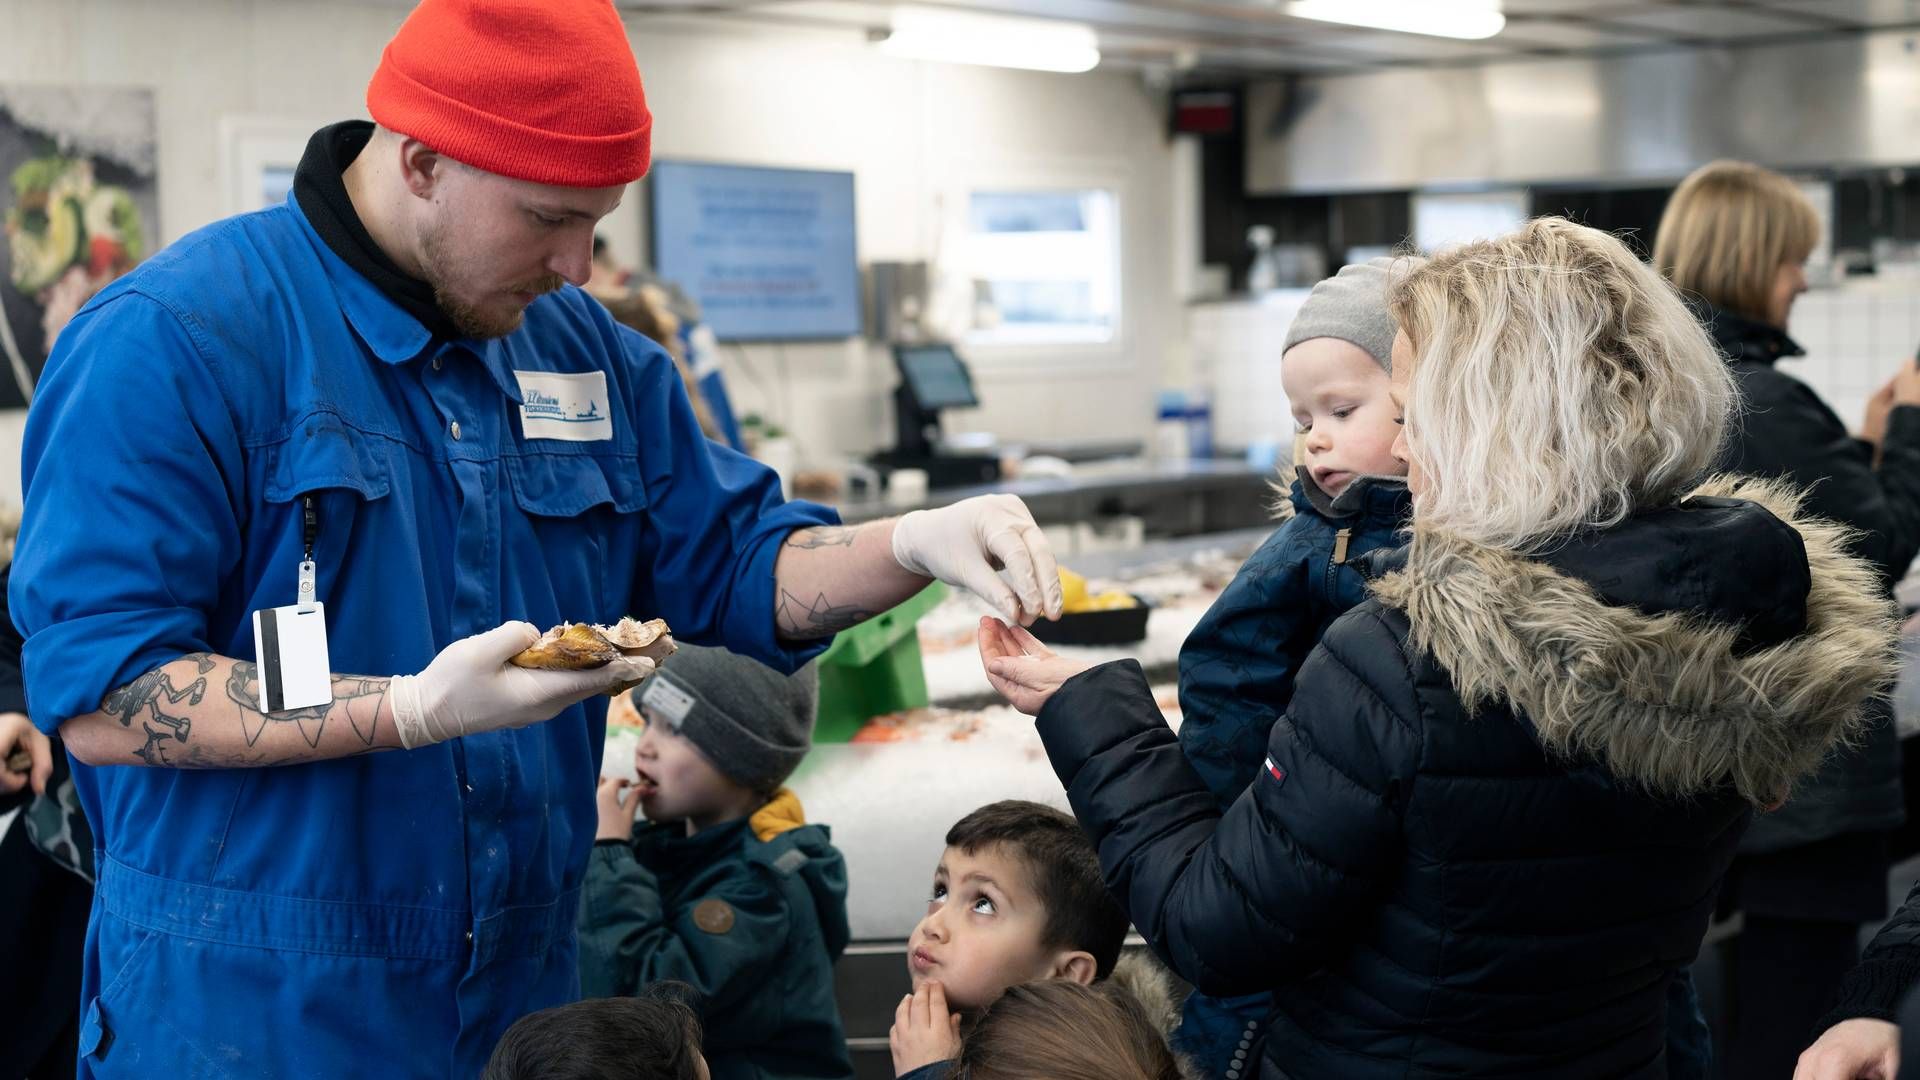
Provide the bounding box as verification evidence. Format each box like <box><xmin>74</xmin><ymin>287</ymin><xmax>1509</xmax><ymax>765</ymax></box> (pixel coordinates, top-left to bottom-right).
<box><xmin>514</xmin><ymin>370</ymin><xmax>613</xmax><ymax>442</ymax></box>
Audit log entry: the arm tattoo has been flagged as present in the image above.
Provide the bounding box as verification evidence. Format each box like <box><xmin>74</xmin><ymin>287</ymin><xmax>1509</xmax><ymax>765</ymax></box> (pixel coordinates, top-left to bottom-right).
<box><xmin>221</xmin><ymin>665</ymin><xmax>387</xmax><ymax>751</ymax></box>
<box><xmin>782</xmin><ymin>526</ymin><xmax>860</xmax><ymax>551</ymax></box>
<box><xmin>103</xmin><ymin>656</ymin><xmax>208</xmax><ymax>766</ymax></box>
<box><xmin>98</xmin><ymin>654</ymin><xmax>389</xmax><ymax>768</ymax></box>
<box><xmin>775</xmin><ymin>587</ymin><xmax>876</xmax><ymax>638</ymax></box>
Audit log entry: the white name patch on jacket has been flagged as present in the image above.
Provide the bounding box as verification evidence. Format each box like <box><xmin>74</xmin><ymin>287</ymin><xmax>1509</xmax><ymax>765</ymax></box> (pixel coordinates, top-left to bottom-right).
<box><xmin>514</xmin><ymin>370</ymin><xmax>613</xmax><ymax>441</ymax></box>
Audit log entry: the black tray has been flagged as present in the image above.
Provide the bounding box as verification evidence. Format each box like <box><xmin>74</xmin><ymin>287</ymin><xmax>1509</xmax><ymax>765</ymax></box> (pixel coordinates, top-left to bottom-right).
<box><xmin>1029</xmin><ymin>597</ymin><xmax>1151</xmax><ymax>647</ymax></box>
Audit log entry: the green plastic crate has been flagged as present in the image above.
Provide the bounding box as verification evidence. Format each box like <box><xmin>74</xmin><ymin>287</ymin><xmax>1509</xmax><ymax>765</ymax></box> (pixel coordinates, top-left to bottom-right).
<box><xmin>813</xmin><ymin>582</ymin><xmax>947</xmax><ymax>742</ymax></box>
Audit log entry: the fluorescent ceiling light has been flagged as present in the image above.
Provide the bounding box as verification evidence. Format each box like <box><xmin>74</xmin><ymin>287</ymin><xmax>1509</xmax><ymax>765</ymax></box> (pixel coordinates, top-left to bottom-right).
<box><xmin>1286</xmin><ymin>0</ymin><xmax>1505</xmax><ymax>41</ymax></box>
<box><xmin>877</xmin><ymin>6</ymin><xmax>1101</xmax><ymax>74</ymax></box>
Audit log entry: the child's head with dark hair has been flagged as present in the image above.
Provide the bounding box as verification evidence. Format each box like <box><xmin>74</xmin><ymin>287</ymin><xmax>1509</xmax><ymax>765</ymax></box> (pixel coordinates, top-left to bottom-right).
<box><xmin>954</xmin><ymin>979</ymin><xmax>1186</xmax><ymax>1080</ymax></box>
<box><xmin>482</xmin><ymin>984</ymin><xmax>708</xmax><ymax>1080</ymax></box>
<box><xmin>906</xmin><ymin>800</ymin><xmax>1130</xmax><ymax>1013</ymax></box>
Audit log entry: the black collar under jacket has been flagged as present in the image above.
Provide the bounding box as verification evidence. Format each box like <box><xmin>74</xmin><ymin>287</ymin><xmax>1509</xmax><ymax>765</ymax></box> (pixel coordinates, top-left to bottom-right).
<box><xmin>1699</xmin><ymin>301</ymin><xmax>1806</xmax><ymax>368</ymax></box>
<box><xmin>1367</xmin><ymin>474</ymin><xmax>1899</xmax><ymax>806</ymax></box>
<box><xmin>1292</xmin><ymin>466</ymin><xmax>1411</xmax><ymax>521</ymax></box>
<box><xmin>293</xmin><ymin>121</ymin><xmax>462</xmax><ymax>342</ymax></box>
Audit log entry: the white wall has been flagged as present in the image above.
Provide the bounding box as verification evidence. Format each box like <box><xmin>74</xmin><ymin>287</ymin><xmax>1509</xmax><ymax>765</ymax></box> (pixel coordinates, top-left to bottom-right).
<box><xmin>1778</xmin><ymin>276</ymin><xmax>1920</xmax><ymax>430</ymax></box>
<box><xmin>1190</xmin><ymin>276</ymin><xmax>1920</xmax><ymax>467</ymax></box>
<box><xmin>0</xmin><ymin>0</ymin><xmax>1178</xmax><ymax>501</ymax></box>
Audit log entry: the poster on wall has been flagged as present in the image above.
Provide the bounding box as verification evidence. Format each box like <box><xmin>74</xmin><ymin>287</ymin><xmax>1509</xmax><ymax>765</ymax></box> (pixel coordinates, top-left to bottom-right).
<box><xmin>0</xmin><ymin>85</ymin><xmax>158</xmax><ymax>409</ymax></box>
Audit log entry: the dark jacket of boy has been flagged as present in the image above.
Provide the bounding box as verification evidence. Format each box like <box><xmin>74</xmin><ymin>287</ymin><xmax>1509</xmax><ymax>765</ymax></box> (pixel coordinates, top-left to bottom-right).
<box><xmin>580</xmin><ymin>789</ymin><xmax>853</xmax><ymax>1080</ymax></box>
<box><xmin>1179</xmin><ymin>472</ymin><xmax>1411</xmax><ymax>810</ymax></box>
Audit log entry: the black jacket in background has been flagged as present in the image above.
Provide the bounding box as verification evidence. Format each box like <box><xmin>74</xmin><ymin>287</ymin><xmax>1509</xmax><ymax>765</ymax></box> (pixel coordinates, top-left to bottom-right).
<box><xmin>1822</xmin><ymin>875</ymin><xmax>1920</xmax><ymax>1031</ymax></box>
<box><xmin>1709</xmin><ymin>305</ymin><xmax>1920</xmax><ymax>852</ymax></box>
<box><xmin>1036</xmin><ymin>477</ymin><xmax>1896</xmax><ymax>1078</ymax></box>
<box><xmin>0</xmin><ymin>563</ymin><xmax>26</xmax><ymax>819</ymax></box>
<box><xmin>0</xmin><ymin>564</ymin><xmax>25</xmax><ymax>717</ymax></box>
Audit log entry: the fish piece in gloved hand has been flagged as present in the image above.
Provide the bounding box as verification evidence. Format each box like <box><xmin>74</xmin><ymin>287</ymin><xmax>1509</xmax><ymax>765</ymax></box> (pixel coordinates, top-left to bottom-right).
<box><xmin>511</xmin><ymin>618</ymin><xmax>676</xmax><ymax>694</ymax></box>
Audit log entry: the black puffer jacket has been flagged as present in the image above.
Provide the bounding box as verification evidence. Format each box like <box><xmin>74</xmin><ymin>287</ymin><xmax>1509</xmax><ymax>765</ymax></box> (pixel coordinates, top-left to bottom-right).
<box><xmin>1709</xmin><ymin>305</ymin><xmax>1920</xmax><ymax>851</ymax></box>
<box><xmin>1036</xmin><ymin>477</ymin><xmax>1896</xmax><ymax>1078</ymax></box>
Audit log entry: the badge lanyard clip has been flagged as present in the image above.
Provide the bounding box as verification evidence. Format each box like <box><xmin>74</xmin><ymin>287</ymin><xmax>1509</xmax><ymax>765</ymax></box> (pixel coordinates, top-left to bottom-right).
<box><xmin>297</xmin><ymin>495</ymin><xmax>319</xmax><ymax>613</ymax></box>
<box><xmin>250</xmin><ymin>495</ymin><xmax>332</xmax><ymax>713</ymax></box>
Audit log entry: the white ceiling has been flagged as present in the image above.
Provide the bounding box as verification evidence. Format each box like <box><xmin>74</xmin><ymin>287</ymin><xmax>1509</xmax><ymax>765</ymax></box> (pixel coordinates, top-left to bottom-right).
<box><xmin>614</xmin><ymin>0</ymin><xmax>1920</xmax><ymax>76</ymax></box>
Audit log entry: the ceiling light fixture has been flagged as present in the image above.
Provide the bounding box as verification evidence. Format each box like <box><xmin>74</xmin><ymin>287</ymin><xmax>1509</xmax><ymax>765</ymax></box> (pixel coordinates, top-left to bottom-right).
<box><xmin>1285</xmin><ymin>0</ymin><xmax>1506</xmax><ymax>41</ymax></box>
<box><xmin>875</xmin><ymin>6</ymin><xmax>1101</xmax><ymax>74</ymax></box>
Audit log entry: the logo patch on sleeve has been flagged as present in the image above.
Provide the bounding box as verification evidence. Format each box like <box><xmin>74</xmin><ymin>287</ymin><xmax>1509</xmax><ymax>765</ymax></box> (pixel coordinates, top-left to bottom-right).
<box><xmin>693</xmin><ymin>898</ymin><xmax>736</xmax><ymax>935</ymax></box>
<box><xmin>1265</xmin><ymin>756</ymin><xmax>1287</xmax><ymax>785</ymax></box>
<box><xmin>514</xmin><ymin>370</ymin><xmax>613</xmax><ymax>442</ymax></box>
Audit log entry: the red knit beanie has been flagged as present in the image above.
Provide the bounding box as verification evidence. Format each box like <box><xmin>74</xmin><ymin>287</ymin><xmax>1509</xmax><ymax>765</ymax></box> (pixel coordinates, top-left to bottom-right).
<box><xmin>367</xmin><ymin>0</ymin><xmax>652</xmax><ymax>188</ymax></box>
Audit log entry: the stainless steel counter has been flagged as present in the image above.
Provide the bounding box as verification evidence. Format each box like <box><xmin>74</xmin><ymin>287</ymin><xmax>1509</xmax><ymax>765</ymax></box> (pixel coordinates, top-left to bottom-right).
<box><xmin>826</xmin><ymin>459</ymin><xmax>1276</xmax><ymax>535</ymax></box>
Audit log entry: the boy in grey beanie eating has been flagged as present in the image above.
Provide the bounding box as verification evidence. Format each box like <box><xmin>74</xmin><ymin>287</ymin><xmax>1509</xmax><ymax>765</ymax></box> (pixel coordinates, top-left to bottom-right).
<box><xmin>580</xmin><ymin>644</ymin><xmax>853</xmax><ymax>1080</ymax></box>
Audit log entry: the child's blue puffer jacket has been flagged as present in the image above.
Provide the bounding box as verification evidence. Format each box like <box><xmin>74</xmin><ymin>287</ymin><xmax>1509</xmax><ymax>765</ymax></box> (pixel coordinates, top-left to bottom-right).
<box><xmin>1172</xmin><ymin>470</ymin><xmax>1409</xmax><ymax>1080</ymax></box>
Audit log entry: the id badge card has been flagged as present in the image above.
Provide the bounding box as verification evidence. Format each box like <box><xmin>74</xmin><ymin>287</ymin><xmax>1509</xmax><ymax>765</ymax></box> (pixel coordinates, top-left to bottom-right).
<box><xmin>252</xmin><ymin>602</ymin><xmax>333</xmax><ymax>713</ymax></box>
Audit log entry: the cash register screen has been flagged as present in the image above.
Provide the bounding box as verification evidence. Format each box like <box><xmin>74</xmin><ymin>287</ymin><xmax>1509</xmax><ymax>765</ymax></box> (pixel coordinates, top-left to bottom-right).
<box><xmin>896</xmin><ymin>344</ymin><xmax>980</xmax><ymax>411</ymax></box>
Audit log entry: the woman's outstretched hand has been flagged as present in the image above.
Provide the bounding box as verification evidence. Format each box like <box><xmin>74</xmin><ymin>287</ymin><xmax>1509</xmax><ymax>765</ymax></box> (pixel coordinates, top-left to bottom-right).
<box><xmin>977</xmin><ymin>616</ymin><xmax>1091</xmax><ymax>716</ymax></box>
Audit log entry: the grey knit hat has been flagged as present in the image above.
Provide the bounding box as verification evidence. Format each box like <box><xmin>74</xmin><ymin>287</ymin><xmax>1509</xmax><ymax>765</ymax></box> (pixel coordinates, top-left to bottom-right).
<box><xmin>1281</xmin><ymin>255</ymin><xmax>1421</xmax><ymax>371</ymax></box>
<box><xmin>635</xmin><ymin>643</ymin><xmax>818</xmax><ymax>792</ymax></box>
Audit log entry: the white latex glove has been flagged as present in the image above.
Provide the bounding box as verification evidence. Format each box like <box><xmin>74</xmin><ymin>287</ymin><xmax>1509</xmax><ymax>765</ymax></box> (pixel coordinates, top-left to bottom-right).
<box><xmin>388</xmin><ymin>622</ymin><xmax>656</xmax><ymax>750</ymax></box>
<box><xmin>891</xmin><ymin>494</ymin><xmax>1063</xmax><ymax>626</ymax></box>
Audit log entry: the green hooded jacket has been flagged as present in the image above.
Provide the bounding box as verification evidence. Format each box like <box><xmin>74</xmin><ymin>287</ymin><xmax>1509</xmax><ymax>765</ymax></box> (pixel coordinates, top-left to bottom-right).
<box><xmin>578</xmin><ymin>789</ymin><xmax>853</xmax><ymax>1080</ymax></box>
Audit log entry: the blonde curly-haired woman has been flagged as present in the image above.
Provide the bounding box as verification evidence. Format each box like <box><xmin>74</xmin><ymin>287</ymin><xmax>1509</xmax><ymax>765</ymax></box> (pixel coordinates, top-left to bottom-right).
<box><xmin>980</xmin><ymin>218</ymin><xmax>1897</xmax><ymax>1079</ymax></box>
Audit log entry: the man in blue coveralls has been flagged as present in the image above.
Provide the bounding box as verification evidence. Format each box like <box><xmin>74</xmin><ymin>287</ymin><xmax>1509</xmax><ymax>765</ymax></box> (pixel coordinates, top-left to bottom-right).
<box><xmin>7</xmin><ymin>1</ymin><xmax>1065</xmax><ymax>1075</ymax></box>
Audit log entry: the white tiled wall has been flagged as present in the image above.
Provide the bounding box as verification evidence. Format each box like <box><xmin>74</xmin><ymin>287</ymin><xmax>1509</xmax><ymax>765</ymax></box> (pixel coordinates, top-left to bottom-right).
<box><xmin>1779</xmin><ymin>277</ymin><xmax>1920</xmax><ymax>433</ymax></box>
<box><xmin>1189</xmin><ymin>291</ymin><xmax>1310</xmax><ymax>453</ymax></box>
<box><xmin>1191</xmin><ymin>278</ymin><xmax>1920</xmax><ymax>456</ymax></box>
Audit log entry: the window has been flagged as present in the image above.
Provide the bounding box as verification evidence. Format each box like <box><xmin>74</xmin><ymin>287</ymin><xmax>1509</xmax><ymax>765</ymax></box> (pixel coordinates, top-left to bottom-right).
<box><xmin>218</xmin><ymin>116</ymin><xmax>315</xmax><ymax>216</ymax></box>
<box><xmin>1412</xmin><ymin>190</ymin><xmax>1529</xmax><ymax>253</ymax></box>
<box><xmin>961</xmin><ymin>189</ymin><xmax>1119</xmax><ymax>345</ymax></box>
<box><xmin>261</xmin><ymin>164</ymin><xmax>296</xmax><ymax>209</ymax></box>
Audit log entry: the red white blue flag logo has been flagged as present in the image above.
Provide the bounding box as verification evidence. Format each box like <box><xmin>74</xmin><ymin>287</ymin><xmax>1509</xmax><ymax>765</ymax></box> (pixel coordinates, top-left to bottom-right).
<box><xmin>1266</xmin><ymin>756</ymin><xmax>1286</xmax><ymax>784</ymax></box>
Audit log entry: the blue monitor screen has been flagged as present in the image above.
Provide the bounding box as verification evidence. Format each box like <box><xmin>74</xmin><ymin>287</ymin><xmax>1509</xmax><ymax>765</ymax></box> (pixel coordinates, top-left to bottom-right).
<box><xmin>649</xmin><ymin>160</ymin><xmax>861</xmax><ymax>342</ymax></box>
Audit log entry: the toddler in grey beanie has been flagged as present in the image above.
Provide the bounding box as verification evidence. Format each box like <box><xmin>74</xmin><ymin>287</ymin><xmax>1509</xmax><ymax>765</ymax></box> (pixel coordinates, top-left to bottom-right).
<box><xmin>1282</xmin><ymin>255</ymin><xmax>1416</xmax><ymax>371</ymax></box>
<box><xmin>636</xmin><ymin>642</ymin><xmax>818</xmax><ymax>793</ymax></box>
<box><xmin>1280</xmin><ymin>254</ymin><xmax>1423</xmax><ymax>503</ymax></box>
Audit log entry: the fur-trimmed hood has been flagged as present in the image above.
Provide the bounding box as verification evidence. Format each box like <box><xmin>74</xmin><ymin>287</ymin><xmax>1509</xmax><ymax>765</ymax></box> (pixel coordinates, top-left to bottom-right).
<box><xmin>1108</xmin><ymin>952</ymin><xmax>1207</xmax><ymax>1080</ymax></box>
<box><xmin>1368</xmin><ymin>475</ymin><xmax>1899</xmax><ymax>806</ymax></box>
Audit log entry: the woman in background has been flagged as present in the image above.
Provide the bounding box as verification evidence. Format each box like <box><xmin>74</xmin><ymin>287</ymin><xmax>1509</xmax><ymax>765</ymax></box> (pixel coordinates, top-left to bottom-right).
<box><xmin>1656</xmin><ymin>159</ymin><xmax>1920</xmax><ymax>1077</ymax></box>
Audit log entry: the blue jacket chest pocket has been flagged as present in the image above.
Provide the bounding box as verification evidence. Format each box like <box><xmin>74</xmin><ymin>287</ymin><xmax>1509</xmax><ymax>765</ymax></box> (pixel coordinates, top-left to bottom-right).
<box><xmin>506</xmin><ymin>450</ymin><xmax>648</xmax><ymax>625</ymax></box>
<box><xmin>253</xmin><ymin>414</ymin><xmax>396</xmax><ymax>627</ymax></box>
<box><xmin>263</xmin><ymin>414</ymin><xmax>394</xmax><ymax>504</ymax></box>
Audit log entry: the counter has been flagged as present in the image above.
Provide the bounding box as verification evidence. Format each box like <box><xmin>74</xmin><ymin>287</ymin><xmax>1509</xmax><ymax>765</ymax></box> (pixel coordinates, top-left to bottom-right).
<box><xmin>827</xmin><ymin>458</ymin><xmax>1276</xmax><ymax>535</ymax></box>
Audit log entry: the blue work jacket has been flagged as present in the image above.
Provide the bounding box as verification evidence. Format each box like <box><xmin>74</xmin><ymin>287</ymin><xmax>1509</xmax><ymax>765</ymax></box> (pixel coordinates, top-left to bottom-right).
<box><xmin>10</xmin><ymin>195</ymin><xmax>833</xmax><ymax>1078</ymax></box>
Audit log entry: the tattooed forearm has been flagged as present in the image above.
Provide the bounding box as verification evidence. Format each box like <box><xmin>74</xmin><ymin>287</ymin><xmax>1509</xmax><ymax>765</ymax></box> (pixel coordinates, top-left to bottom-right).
<box><xmin>66</xmin><ymin>653</ymin><xmax>397</xmax><ymax>769</ymax></box>
<box><xmin>771</xmin><ymin>517</ymin><xmax>926</xmax><ymax>642</ymax></box>
<box><xmin>104</xmin><ymin>660</ymin><xmax>207</xmax><ymax>765</ymax></box>
<box><xmin>775</xmin><ymin>587</ymin><xmax>877</xmax><ymax>639</ymax></box>
<box><xmin>782</xmin><ymin>526</ymin><xmax>860</xmax><ymax>551</ymax></box>
<box><xmin>102</xmin><ymin>665</ymin><xmax>207</xmax><ymax>730</ymax></box>
<box><xmin>220</xmin><ymin>664</ymin><xmax>386</xmax><ymax>750</ymax></box>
